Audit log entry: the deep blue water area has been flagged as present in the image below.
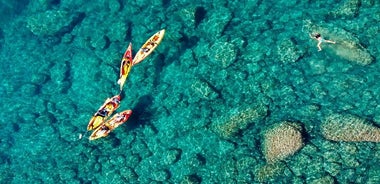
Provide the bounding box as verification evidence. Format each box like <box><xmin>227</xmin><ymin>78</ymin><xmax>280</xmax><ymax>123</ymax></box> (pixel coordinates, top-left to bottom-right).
<box><xmin>0</xmin><ymin>0</ymin><xmax>379</xmax><ymax>183</ymax></box>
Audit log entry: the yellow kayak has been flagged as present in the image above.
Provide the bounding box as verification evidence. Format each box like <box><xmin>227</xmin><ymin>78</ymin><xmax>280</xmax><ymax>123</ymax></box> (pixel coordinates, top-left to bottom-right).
<box><xmin>87</xmin><ymin>95</ymin><xmax>121</xmax><ymax>131</ymax></box>
<box><xmin>117</xmin><ymin>42</ymin><xmax>133</xmax><ymax>91</ymax></box>
<box><xmin>89</xmin><ymin>110</ymin><xmax>132</xmax><ymax>140</ymax></box>
<box><xmin>132</xmin><ymin>29</ymin><xmax>165</xmax><ymax>65</ymax></box>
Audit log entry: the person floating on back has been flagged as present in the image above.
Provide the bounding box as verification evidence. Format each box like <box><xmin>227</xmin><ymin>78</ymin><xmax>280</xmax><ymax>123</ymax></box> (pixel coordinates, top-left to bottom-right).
<box><xmin>310</xmin><ymin>32</ymin><xmax>336</xmax><ymax>51</ymax></box>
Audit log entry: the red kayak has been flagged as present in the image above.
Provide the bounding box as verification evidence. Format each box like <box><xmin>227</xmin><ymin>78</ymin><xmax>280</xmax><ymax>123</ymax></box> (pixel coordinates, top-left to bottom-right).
<box><xmin>117</xmin><ymin>42</ymin><xmax>133</xmax><ymax>91</ymax></box>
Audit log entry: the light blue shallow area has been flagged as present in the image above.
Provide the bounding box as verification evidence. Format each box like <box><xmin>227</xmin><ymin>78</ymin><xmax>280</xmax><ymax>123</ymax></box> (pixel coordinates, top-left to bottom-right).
<box><xmin>0</xmin><ymin>0</ymin><xmax>379</xmax><ymax>183</ymax></box>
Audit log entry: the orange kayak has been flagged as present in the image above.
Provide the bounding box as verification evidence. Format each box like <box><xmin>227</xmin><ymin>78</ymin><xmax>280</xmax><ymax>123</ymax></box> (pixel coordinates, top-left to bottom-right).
<box><xmin>89</xmin><ymin>110</ymin><xmax>132</xmax><ymax>140</ymax></box>
<box><xmin>87</xmin><ymin>95</ymin><xmax>121</xmax><ymax>131</ymax></box>
<box><xmin>132</xmin><ymin>29</ymin><xmax>165</xmax><ymax>65</ymax></box>
<box><xmin>117</xmin><ymin>42</ymin><xmax>133</xmax><ymax>91</ymax></box>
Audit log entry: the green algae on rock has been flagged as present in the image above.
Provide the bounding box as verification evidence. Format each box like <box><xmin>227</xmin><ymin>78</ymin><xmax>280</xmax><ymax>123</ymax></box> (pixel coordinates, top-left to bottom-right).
<box><xmin>191</xmin><ymin>78</ymin><xmax>219</xmax><ymax>100</ymax></box>
<box><xmin>309</xmin><ymin>175</ymin><xmax>336</xmax><ymax>184</ymax></box>
<box><xmin>321</xmin><ymin>114</ymin><xmax>380</xmax><ymax>142</ymax></box>
<box><xmin>332</xmin><ymin>39</ymin><xmax>374</xmax><ymax>66</ymax></box>
<box><xmin>276</xmin><ymin>38</ymin><xmax>305</xmax><ymax>63</ymax></box>
<box><xmin>206</xmin><ymin>37</ymin><xmax>237</xmax><ymax>68</ymax></box>
<box><xmin>198</xmin><ymin>7</ymin><xmax>232</xmax><ymax>41</ymax></box>
<box><xmin>212</xmin><ymin>105</ymin><xmax>268</xmax><ymax>139</ymax></box>
<box><xmin>26</xmin><ymin>10</ymin><xmax>75</xmax><ymax>36</ymax></box>
<box><xmin>329</xmin><ymin>0</ymin><xmax>360</xmax><ymax>19</ymax></box>
<box><xmin>262</xmin><ymin>121</ymin><xmax>304</xmax><ymax>163</ymax></box>
<box><xmin>255</xmin><ymin>162</ymin><xmax>287</xmax><ymax>183</ymax></box>
<box><xmin>175</xmin><ymin>6</ymin><xmax>197</xmax><ymax>28</ymax></box>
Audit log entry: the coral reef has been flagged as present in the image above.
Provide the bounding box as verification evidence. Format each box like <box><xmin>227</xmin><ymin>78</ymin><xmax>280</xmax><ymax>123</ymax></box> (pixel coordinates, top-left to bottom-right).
<box><xmin>321</xmin><ymin>114</ymin><xmax>380</xmax><ymax>142</ymax></box>
<box><xmin>262</xmin><ymin>121</ymin><xmax>304</xmax><ymax>163</ymax></box>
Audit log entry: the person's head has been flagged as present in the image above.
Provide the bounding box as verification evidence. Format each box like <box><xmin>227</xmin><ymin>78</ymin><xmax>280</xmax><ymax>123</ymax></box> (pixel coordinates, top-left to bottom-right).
<box><xmin>313</xmin><ymin>33</ymin><xmax>321</xmax><ymax>38</ymax></box>
<box><xmin>102</xmin><ymin>125</ymin><xmax>109</xmax><ymax>130</ymax></box>
<box><xmin>112</xmin><ymin>95</ymin><xmax>121</xmax><ymax>103</ymax></box>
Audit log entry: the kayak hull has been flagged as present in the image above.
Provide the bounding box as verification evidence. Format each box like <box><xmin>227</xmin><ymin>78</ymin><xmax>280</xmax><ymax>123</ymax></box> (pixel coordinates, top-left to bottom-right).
<box><xmin>132</xmin><ymin>29</ymin><xmax>165</xmax><ymax>65</ymax></box>
<box><xmin>118</xmin><ymin>42</ymin><xmax>133</xmax><ymax>91</ymax></box>
<box><xmin>89</xmin><ymin>110</ymin><xmax>132</xmax><ymax>140</ymax></box>
<box><xmin>87</xmin><ymin>95</ymin><xmax>121</xmax><ymax>131</ymax></box>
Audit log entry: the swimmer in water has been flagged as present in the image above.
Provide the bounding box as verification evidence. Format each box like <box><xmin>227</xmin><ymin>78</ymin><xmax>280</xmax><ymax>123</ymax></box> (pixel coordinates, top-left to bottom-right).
<box><xmin>310</xmin><ymin>32</ymin><xmax>336</xmax><ymax>51</ymax></box>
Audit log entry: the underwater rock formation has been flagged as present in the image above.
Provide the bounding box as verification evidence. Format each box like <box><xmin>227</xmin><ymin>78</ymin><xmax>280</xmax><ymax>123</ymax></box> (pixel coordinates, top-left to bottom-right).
<box><xmin>206</xmin><ymin>38</ymin><xmax>237</xmax><ymax>68</ymax></box>
<box><xmin>191</xmin><ymin>78</ymin><xmax>219</xmax><ymax>100</ymax></box>
<box><xmin>255</xmin><ymin>162</ymin><xmax>286</xmax><ymax>183</ymax></box>
<box><xmin>212</xmin><ymin>105</ymin><xmax>268</xmax><ymax>139</ymax></box>
<box><xmin>276</xmin><ymin>38</ymin><xmax>304</xmax><ymax>63</ymax></box>
<box><xmin>321</xmin><ymin>114</ymin><xmax>380</xmax><ymax>142</ymax></box>
<box><xmin>329</xmin><ymin>0</ymin><xmax>360</xmax><ymax>19</ymax></box>
<box><xmin>262</xmin><ymin>121</ymin><xmax>304</xmax><ymax>163</ymax></box>
<box><xmin>198</xmin><ymin>7</ymin><xmax>232</xmax><ymax>41</ymax></box>
<box><xmin>26</xmin><ymin>10</ymin><xmax>82</xmax><ymax>36</ymax></box>
<box><xmin>26</xmin><ymin>10</ymin><xmax>69</xmax><ymax>36</ymax></box>
<box><xmin>304</xmin><ymin>20</ymin><xmax>374</xmax><ymax>65</ymax></box>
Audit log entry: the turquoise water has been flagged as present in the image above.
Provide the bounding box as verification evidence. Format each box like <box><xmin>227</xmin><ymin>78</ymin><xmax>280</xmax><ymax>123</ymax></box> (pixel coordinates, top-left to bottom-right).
<box><xmin>1</xmin><ymin>0</ymin><xmax>379</xmax><ymax>183</ymax></box>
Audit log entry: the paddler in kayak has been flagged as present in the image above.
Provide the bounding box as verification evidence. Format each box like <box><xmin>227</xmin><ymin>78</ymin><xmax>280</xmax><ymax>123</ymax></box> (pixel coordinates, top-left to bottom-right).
<box><xmin>106</xmin><ymin>110</ymin><xmax>132</xmax><ymax>129</ymax></box>
<box><xmin>89</xmin><ymin>110</ymin><xmax>132</xmax><ymax>140</ymax></box>
<box><xmin>89</xmin><ymin>124</ymin><xmax>111</xmax><ymax>140</ymax></box>
<box><xmin>87</xmin><ymin>95</ymin><xmax>121</xmax><ymax>131</ymax></box>
<box><xmin>117</xmin><ymin>42</ymin><xmax>133</xmax><ymax>91</ymax></box>
<box><xmin>132</xmin><ymin>29</ymin><xmax>165</xmax><ymax>65</ymax></box>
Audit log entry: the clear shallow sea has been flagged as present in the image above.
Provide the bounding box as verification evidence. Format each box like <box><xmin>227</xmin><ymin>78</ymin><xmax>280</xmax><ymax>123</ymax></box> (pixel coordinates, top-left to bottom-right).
<box><xmin>0</xmin><ymin>0</ymin><xmax>379</xmax><ymax>183</ymax></box>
